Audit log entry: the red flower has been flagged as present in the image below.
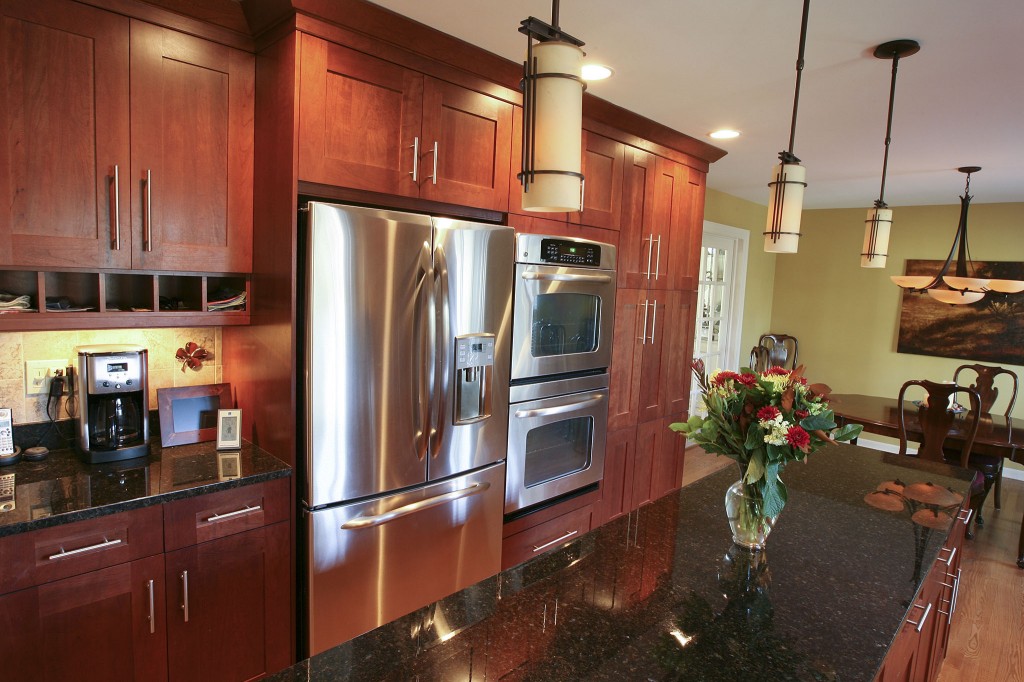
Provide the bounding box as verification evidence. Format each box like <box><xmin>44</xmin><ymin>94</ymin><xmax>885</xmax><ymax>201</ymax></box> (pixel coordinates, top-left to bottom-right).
<box><xmin>757</xmin><ymin>406</ymin><xmax>781</xmax><ymax>421</ymax></box>
<box><xmin>795</xmin><ymin>409</ymin><xmax>809</xmax><ymax>420</ymax></box>
<box><xmin>786</xmin><ymin>426</ymin><xmax>811</xmax><ymax>450</ymax></box>
<box><xmin>736</xmin><ymin>373</ymin><xmax>758</xmax><ymax>387</ymax></box>
<box><xmin>763</xmin><ymin>367</ymin><xmax>790</xmax><ymax>377</ymax></box>
<box><xmin>711</xmin><ymin>371</ymin><xmax>741</xmax><ymax>387</ymax></box>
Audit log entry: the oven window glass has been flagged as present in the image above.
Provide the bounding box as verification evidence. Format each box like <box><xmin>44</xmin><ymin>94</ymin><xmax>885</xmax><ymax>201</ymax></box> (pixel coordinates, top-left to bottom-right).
<box><xmin>524</xmin><ymin>416</ymin><xmax>593</xmax><ymax>487</ymax></box>
<box><xmin>530</xmin><ymin>294</ymin><xmax>599</xmax><ymax>357</ymax></box>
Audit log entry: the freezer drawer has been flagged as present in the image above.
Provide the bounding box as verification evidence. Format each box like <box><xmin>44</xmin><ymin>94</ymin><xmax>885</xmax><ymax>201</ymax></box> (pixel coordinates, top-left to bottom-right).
<box><xmin>305</xmin><ymin>462</ymin><xmax>505</xmax><ymax>656</ymax></box>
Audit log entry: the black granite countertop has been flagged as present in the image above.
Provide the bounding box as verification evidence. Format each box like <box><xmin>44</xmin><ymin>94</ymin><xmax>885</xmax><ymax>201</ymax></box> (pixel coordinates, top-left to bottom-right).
<box><xmin>270</xmin><ymin>443</ymin><xmax>973</xmax><ymax>682</ymax></box>
<box><xmin>0</xmin><ymin>438</ymin><xmax>291</xmax><ymax>538</ymax></box>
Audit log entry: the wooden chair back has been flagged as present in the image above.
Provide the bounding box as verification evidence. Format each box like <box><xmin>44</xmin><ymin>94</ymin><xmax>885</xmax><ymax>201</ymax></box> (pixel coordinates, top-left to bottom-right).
<box><xmin>952</xmin><ymin>364</ymin><xmax>1018</xmax><ymax>417</ymax></box>
<box><xmin>756</xmin><ymin>333</ymin><xmax>798</xmax><ymax>370</ymax></box>
<box><xmin>897</xmin><ymin>379</ymin><xmax>981</xmax><ymax>468</ymax></box>
<box><xmin>749</xmin><ymin>345</ymin><xmax>769</xmax><ymax>372</ymax></box>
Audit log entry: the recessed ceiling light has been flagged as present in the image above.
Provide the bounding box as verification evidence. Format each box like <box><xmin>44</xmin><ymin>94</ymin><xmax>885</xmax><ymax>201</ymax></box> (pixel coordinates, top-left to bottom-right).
<box><xmin>709</xmin><ymin>129</ymin><xmax>741</xmax><ymax>140</ymax></box>
<box><xmin>581</xmin><ymin>64</ymin><xmax>613</xmax><ymax>81</ymax></box>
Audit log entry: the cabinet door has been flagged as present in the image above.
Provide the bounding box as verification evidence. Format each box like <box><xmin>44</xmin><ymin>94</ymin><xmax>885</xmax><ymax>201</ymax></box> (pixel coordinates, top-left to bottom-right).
<box><xmin>420</xmin><ymin>77</ymin><xmax>513</xmax><ymax>211</ymax></box>
<box><xmin>130</xmin><ymin>21</ymin><xmax>254</xmax><ymax>273</ymax></box>
<box><xmin>0</xmin><ymin>0</ymin><xmax>131</xmax><ymax>269</ymax></box>
<box><xmin>649</xmin><ymin>415</ymin><xmax>687</xmax><ymax>502</ymax></box>
<box><xmin>592</xmin><ymin>426</ymin><xmax>637</xmax><ymax>527</ymax></box>
<box><xmin>165</xmin><ymin>521</ymin><xmax>290</xmax><ymax>682</ymax></box>
<box><xmin>570</xmin><ymin>131</ymin><xmax>624</xmax><ymax>230</ymax></box>
<box><xmin>648</xmin><ymin>156</ymin><xmax>691</xmax><ymax>291</ymax></box>
<box><xmin>298</xmin><ymin>34</ymin><xmax>422</xmax><ymax>196</ymax></box>
<box><xmin>658</xmin><ymin>290</ymin><xmax>697</xmax><ymax>417</ymax></box>
<box><xmin>663</xmin><ymin>165</ymin><xmax>705</xmax><ymax>292</ymax></box>
<box><xmin>608</xmin><ymin>288</ymin><xmax>645</xmax><ymax>431</ymax></box>
<box><xmin>630</xmin><ymin>419</ymin><xmax>660</xmax><ymax>508</ymax></box>
<box><xmin>0</xmin><ymin>555</ymin><xmax>166</xmax><ymax>682</ymax></box>
<box><xmin>636</xmin><ymin>296</ymin><xmax>668</xmax><ymax>424</ymax></box>
<box><xmin>617</xmin><ymin>147</ymin><xmax>657</xmax><ymax>289</ymax></box>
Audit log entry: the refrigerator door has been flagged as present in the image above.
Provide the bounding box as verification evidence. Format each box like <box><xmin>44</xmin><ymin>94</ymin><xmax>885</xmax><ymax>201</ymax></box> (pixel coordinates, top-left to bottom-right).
<box><xmin>305</xmin><ymin>203</ymin><xmax>434</xmax><ymax>508</ymax></box>
<box><xmin>429</xmin><ymin>219</ymin><xmax>514</xmax><ymax>481</ymax></box>
<box><xmin>305</xmin><ymin>461</ymin><xmax>505</xmax><ymax>655</ymax></box>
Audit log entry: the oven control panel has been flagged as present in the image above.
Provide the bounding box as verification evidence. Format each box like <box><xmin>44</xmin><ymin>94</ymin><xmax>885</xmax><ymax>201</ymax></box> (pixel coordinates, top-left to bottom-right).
<box><xmin>539</xmin><ymin>238</ymin><xmax>601</xmax><ymax>267</ymax></box>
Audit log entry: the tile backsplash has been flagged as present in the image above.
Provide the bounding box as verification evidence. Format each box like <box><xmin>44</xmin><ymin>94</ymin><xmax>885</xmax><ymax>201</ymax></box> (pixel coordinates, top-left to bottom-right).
<box><xmin>0</xmin><ymin>327</ymin><xmax>223</xmax><ymax>425</ymax></box>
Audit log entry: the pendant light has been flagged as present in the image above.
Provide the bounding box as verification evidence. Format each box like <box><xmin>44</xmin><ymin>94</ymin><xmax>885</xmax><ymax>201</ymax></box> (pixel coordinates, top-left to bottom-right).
<box><xmin>861</xmin><ymin>40</ymin><xmax>919</xmax><ymax>269</ymax></box>
<box><xmin>891</xmin><ymin>167</ymin><xmax>1024</xmax><ymax>304</ymax></box>
<box><xmin>764</xmin><ymin>0</ymin><xmax>812</xmax><ymax>254</ymax></box>
<box><xmin>518</xmin><ymin>0</ymin><xmax>586</xmax><ymax>212</ymax></box>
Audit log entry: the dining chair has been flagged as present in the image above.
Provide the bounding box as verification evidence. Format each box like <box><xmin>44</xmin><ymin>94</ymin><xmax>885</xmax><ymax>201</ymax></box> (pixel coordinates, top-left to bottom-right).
<box><xmin>897</xmin><ymin>379</ymin><xmax>995</xmax><ymax>539</ymax></box>
<box><xmin>752</xmin><ymin>334</ymin><xmax>799</xmax><ymax>371</ymax></box>
<box><xmin>749</xmin><ymin>344</ymin><xmax>769</xmax><ymax>372</ymax></box>
<box><xmin>953</xmin><ymin>363</ymin><xmax>1018</xmax><ymax>511</ymax></box>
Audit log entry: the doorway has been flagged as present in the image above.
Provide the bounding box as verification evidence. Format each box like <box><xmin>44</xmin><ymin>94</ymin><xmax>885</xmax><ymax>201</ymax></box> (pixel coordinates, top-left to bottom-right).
<box><xmin>689</xmin><ymin>221</ymin><xmax>749</xmax><ymax>417</ymax></box>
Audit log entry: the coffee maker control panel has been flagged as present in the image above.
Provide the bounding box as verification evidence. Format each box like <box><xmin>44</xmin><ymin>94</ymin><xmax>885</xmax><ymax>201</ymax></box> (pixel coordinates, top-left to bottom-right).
<box><xmin>85</xmin><ymin>354</ymin><xmax>144</xmax><ymax>394</ymax></box>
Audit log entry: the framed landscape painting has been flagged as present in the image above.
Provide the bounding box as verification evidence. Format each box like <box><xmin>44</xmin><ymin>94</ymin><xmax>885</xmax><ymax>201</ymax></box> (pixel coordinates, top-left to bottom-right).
<box><xmin>896</xmin><ymin>259</ymin><xmax>1024</xmax><ymax>364</ymax></box>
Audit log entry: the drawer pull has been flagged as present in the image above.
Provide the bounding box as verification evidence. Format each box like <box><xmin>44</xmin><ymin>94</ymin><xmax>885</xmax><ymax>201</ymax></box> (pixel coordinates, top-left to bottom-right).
<box><xmin>532</xmin><ymin>529</ymin><xmax>578</xmax><ymax>553</ymax></box>
<box><xmin>908</xmin><ymin>602</ymin><xmax>932</xmax><ymax>633</ymax></box>
<box><xmin>959</xmin><ymin>508</ymin><xmax>973</xmax><ymax>526</ymax></box>
<box><xmin>48</xmin><ymin>537</ymin><xmax>122</xmax><ymax>560</ymax></box>
<box><xmin>205</xmin><ymin>504</ymin><xmax>262</xmax><ymax>523</ymax></box>
<box><xmin>937</xmin><ymin>546</ymin><xmax>956</xmax><ymax>567</ymax></box>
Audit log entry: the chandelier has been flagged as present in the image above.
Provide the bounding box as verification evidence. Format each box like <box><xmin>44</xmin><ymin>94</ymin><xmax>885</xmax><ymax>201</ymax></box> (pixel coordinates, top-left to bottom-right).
<box><xmin>890</xmin><ymin>167</ymin><xmax>1024</xmax><ymax>304</ymax></box>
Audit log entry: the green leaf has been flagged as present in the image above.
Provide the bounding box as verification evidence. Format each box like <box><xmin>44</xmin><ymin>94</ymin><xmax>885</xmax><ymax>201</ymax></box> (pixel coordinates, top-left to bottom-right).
<box><xmin>744</xmin><ymin>423</ymin><xmax>764</xmax><ymax>450</ymax></box>
<box><xmin>831</xmin><ymin>423</ymin><xmax>864</xmax><ymax>442</ymax></box>
<box><xmin>760</xmin><ymin>463</ymin><xmax>787</xmax><ymax>517</ymax></box>
<box><xmin>669</xmin><ymin>421</ymin><xmax>689</xmax><ymax>434</ymax></box>
<box><xmin>688</xmin><ymin>414</ymin><xmax>704</xmax><ymax>429</ymax></box>
<box><xmin>800</xmin><ymin>412</ymin><xmax>836</xmax><ymax>431</ymax></box>
<box><xmin>744</xmin><ymin>450</ymin><xmax>766</xmax><ymax>484</ymax></box>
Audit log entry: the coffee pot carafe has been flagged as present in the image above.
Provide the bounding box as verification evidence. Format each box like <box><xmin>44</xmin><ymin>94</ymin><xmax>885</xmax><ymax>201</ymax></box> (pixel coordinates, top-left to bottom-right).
<box><xmin>76</xmin><ymin>345</ymin><xmax>150</xmax><ymax>464</ymax></box>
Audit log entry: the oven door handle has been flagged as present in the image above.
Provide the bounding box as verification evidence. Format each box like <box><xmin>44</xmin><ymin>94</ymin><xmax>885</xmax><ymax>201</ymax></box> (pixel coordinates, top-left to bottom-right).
<box><xmin>521</xmin><ymin>272</ymin><xmax>613</xmax><ymax>284</ymax></box>
<box><xmin>514</xmin><ymin>394</ymin><xmax>605</xmax><ymax>419</ymax></box>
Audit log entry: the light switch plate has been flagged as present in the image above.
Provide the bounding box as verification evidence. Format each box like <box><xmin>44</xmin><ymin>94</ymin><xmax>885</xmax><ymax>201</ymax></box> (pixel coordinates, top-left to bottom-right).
<box><xmin>24</xmin><ymin>360</ymin><xmax>67</xmax><ymax>396</ymax></box>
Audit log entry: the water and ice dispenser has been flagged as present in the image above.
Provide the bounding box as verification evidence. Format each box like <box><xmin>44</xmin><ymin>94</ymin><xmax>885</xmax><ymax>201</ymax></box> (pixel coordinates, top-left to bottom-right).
<box><xmin>454</xmin><ymin>334</ymin><xmax>495</xmax><ymax>424</ymax></box>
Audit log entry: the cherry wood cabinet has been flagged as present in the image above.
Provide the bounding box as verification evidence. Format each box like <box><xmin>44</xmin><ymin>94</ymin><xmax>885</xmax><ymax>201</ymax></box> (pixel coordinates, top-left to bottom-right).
<box><xmin>571</xmin><ymin>130</ymin><xmax>626</xmax><ymax>230</ymax></box>
<box><xmin>0</xmin><ymin>0</ymin><xmax>254</xmax><ymax>274</ymax></box>
<box><xmin>298</xmin><ymin>34</ymin><xmax>512</xmax><ymax>211</ymax></box>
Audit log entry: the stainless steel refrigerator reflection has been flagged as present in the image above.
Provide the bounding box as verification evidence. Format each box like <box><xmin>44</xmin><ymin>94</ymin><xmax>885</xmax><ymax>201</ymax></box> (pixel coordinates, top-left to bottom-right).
<box><xmin>302</xmin><ymin>202</ymin><xmax>513</xmax><ymax>656</ymax></box>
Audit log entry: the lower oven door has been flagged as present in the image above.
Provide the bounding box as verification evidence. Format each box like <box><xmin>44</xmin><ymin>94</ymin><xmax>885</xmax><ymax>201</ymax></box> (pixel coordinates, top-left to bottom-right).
<box><xmin>505</xmin><ymin>387</ymin><xmax>608</xmax><ymax>513</ymax></box>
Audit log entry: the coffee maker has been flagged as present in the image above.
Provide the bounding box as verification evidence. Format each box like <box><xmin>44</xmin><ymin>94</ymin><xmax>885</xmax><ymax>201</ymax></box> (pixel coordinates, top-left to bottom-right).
<box><xmin>76</xmin><ymin>345</ymin><xmax>150</xmax><ymax>464</ymax></box>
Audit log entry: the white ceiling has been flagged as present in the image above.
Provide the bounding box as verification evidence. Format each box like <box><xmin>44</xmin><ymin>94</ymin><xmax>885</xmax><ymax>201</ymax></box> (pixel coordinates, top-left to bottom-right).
<box><xmin>368</xmin><ymin>0</ymin><xmax>1023</xmax><ymax>209</ymax></box>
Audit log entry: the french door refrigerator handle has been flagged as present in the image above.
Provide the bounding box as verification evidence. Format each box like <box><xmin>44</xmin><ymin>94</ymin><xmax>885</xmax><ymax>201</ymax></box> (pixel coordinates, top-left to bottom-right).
<box><xmin>340</xmin><ymin>481</ymin><xmax>491</xmax><ymax>529</ymax></box>
<box><xmin>414</xmin><ymin>241</ymin><xmax>433</xmax><ymax>461</ymax></box>
<box><xmin>430</xmin><ymin>240</ymin><xmax>450</xmax><ymax>459</ymax></box>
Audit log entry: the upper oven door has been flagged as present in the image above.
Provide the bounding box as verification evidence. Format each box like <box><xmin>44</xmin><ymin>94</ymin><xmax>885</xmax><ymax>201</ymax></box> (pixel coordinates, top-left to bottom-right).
<box><xmin>511</xmin><ymin>263</ymin><xmax>616</xmax><ymax>381</ymax></box>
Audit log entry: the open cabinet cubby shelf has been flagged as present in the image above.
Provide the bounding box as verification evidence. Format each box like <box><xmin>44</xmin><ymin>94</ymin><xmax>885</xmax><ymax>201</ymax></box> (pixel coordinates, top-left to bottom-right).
<box><xmin>0</xmin><ymin>270</ymin><xmax>250</xmax><ymax>331</ymax></box>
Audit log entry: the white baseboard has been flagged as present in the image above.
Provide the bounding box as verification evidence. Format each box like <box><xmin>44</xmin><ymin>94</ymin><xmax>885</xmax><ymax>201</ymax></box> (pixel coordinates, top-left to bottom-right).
<box><xmin>857</xmin><ymin>438</ymin><xmax>1024</xmax><ymax>482</ymax></box>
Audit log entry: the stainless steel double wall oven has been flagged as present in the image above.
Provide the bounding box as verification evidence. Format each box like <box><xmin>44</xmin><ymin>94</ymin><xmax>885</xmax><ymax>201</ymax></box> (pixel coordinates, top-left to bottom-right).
<box><xmin>505</xmin><ymin>234</ymin><xmax>616</xmax><ymax>514</ymax></box>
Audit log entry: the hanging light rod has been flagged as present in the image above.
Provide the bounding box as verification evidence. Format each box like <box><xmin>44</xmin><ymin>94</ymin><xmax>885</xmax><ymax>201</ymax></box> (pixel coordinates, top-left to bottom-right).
<box><xmin>861</xmin><ymin>38</ymin><xmax>919</xmax><ymax>269</ymax></box>
<box><xmin>891</xmin><ymin>167</ymin><xmax>1024</xmax><ymax>304</ymax></box>
<box><xmin>764</xmin><ymin>0</ymin><xmax>812</xmax><ymax>254</ymax></box>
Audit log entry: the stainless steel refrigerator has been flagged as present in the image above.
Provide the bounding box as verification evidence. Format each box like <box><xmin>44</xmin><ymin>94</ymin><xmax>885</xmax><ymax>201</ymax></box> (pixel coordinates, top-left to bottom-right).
<box><xmin>301</xmin><ymin>202</ymin><xmax>513</xmax><ymax>656</ymax></box>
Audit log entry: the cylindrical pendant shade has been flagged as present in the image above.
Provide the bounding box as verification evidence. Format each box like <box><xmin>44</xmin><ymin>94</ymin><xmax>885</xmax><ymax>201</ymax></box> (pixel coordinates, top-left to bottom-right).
<box><xmin>521</xmin><ymin>40</ymin><xmax>584</xmax><ymax>212</ymax></box>
<box><xmin>861</xmin><ymin>207</ymin><xmax>892</xmax><ymax>268</ymax></box>
<box><xmin>764</xmin><ymin>162</ymin><xmax>806</xmax><ymax>253</ymax></box>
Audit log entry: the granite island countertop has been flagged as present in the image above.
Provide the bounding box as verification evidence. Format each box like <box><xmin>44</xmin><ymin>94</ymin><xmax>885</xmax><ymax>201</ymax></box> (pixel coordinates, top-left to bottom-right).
<box><xmin>0</xmin><ymin>439</ymin><xmax>290</xmax><ymax>537</ymax></box>
<box><xmin>271</xmin><ymin>443</ymin><xmax>973</xmax><ymax>682</ymax></box>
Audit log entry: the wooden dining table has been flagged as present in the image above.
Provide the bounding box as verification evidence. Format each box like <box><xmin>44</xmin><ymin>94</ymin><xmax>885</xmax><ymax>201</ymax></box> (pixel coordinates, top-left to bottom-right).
<box><xmin>829</xmin><ymin>393</ymin><xmax>1024</xmax><ymax>569</ymax></box>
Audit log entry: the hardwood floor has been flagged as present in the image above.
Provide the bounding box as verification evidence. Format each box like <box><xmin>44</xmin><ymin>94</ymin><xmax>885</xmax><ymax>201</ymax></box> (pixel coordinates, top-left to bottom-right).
<box><xmin>681</xmin><ymin>446</ymin><xmax>1024</xmax><ymax>682</ymax></box>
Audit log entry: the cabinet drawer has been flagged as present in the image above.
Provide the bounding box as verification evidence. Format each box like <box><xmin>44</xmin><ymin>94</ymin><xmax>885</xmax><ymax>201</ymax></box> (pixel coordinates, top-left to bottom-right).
<box><xmin>164</xmin><ymin>478</ymin><xmax>289</xmax><ymax>551</ymax></box>
<box><xmin>502</xmin><ymin>505</ymin><xmax>592</xmax><ymax>570</ymax></box>
<box><xmin>0</xmin><ymin>505</ymin><xmax>163</xmax><ymax>594</ymax></box>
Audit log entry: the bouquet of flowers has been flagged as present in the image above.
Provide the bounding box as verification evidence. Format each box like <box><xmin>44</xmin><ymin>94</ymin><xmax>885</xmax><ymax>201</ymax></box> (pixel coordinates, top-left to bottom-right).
<box><xmin>671</xmin><ymin>359</ymin><xmax>862</xmax><ymax>544</ymax></box>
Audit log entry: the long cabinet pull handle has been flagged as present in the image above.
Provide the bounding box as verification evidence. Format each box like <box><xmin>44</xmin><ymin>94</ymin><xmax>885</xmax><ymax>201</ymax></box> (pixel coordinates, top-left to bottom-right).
<box><xmin>937</xmin><ymin>546</ymin><xmax>956</xmax><ymax>567</ymax></box>
<box><xmin>644</xmin><ymin>234</ymin><xmax>654</xmax><ymax>279</ymax></box>
<box><xmin>205</xmin><ymin>504</ymin><xmax>262</xmax><ymax>523</ymax></box>
<box><xmin>409</xmin><ymin>137</ymin><xmax>419</xmax><ymax>182</ymax></box>
<box><xmin>180</xmin><ymin>570</ymin><xmax>189</xmax><ymax>623</ymax></box>
<box><xmin>652</xmin><ymin>235</ymin><xmax>662</xmax><ymax>281</ymax></box>
<box><xmin>521</xmin><ymin>272</ymin><xmax>613</xmax><ymax>284</ymax></box>
<box><xmin>514</xmin><ymin>394</ymin><xmax>605</xmax><ymax>419</ymax></box>
<box><xmin>951</xmin><ymin>567</ymin><xmax>961</xmax><ymax>616</ymax></box>
<box><xmin>147</xmin><ymin>579</ymin><xmax>156</xmax><ymax>634</ymax></box>
<box><xmin>341</xmin><ymin>481</ymin><xmax>490</xmax><ymax>530</ymax></box>
<box><xmin>579</xmin><ymin>178</ymin><xmax>585</xmax><ymax>213</ymax></box>
<box><xmin>48</xmin><ymin>537</ymin><xmax>122</xmax><ymax>560</ymax></box>
<box><xmin>144</xmin><ymin>169</ymin><xmax>153</xmax><ymax>252</ymax></box>
<box><xmin>908</xmin><ymin>602</ymin><xmax>931</xmax><ymax>633</ymax></box>
<box><xmin>111</xmin><ymin>165</ymin><xmax>121</xmax><ymax>250</ymax></box>
<box><xmin>427</xmin><ymin>141</ymin><xmax>438</xmax><ymax>184</ymax></box>
<box><xmin>649</xmin><ymin>300</ymin><xmax>658</xmax><ymax>344</ymax></box>
<box><xmin>960</xmin><ymin>508</ymin><xmax>973</xmax><ymax>526</ymax></box>
<box><xmin>638</xmin><ymin>300</ymin><xmax>649</xmax><ymax>345</ymax></box>
<box><xmin>532</xmin><ymin>529</ymin><xmax>578</xmax><ymax>553</ymax></box>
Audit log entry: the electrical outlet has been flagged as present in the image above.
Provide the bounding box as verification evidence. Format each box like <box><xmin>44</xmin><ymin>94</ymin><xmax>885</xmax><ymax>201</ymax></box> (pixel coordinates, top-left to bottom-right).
<box><xmin>25</xmin><ymin>360</ymin><xmax>68</xmax><ymax>396</ymax></box>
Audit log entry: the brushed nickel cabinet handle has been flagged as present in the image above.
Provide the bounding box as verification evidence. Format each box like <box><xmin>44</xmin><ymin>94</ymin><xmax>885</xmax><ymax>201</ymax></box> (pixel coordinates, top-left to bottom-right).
<box><xmin>652</xmin><ymin>235</ymin><xmax>662</xmax><ymax>281</ymax></box>
<box><xmin>937</xmin><ymin>546</ymin><xmax>956</xmax><ymax>567</ymax></box>
<box><xmin>180</xmin><ymin>570</ymin><xmax>189</xmax><ymax>622</ymax></box>
<box><xmin>48</xmin><ymin>537</ymin><xmax>122</xmax><ymax>560</ymax></box>
<box><xmin>532</xmin><ymin>529</ymin><xmax>578</xmax><ymax>553</ymax></box>
<box><xmin>427</xmin><ymin>141</ymin><xmax>438</xmax><ymax>184</ymax></box>
<box><xmin>638</xmin><ymin>300</ymin><xmax>649</xmax><ymax>345</ymax></box>
<box><xmin>205</xmin><ymin>504</ymin><xmax>262</xmax><ymax>523</ymax></box>
<box><xmin>409</xmin><ymin>137</ymin><xmax>420</xmax><ymax>182</ymax></box>
<box><xmin>908</xmin><ymin>601</ymin><xmax>931</xmax><ymax>633</ymax></box>
<box><xmin>147</xmin><ymin>579</ymin><xmax>155</xmax><ymax>634</ymax></box>
<box><xmin>644</xmin><ymin>234</ymin><xmax>654</xmax><ymax>279</ymax></box>
<box><xmin>649</xmin><ymin>299</ymin><xmax>658</xmax><ymax>344</ymax></box>
<box><xmin>111</xmin><ymin>165</ymin><xmax>121</xmax><ymax>250</ymax></box>
<box><xmin>144</xmin><ymin>169</ymin><xmax>153</xmax><ymax>252</ymax></box>
<box><xmin>579</xmin><ymin>177</ymin><xmax>585</xmax><ymax>213</ymax></box>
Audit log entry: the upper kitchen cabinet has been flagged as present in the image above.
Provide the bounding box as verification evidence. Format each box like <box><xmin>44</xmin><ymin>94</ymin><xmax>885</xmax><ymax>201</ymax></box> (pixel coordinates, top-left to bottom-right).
<box><xmin>298</xmin><ymin>34</ymin><xmax>513</xmax><ymax>212</ymax></box>
<box><xmin>0</xmin><ymin>0</ymin><xmax>130</xmax><ymax>269</ymax></box>
<box><xmin>570</xmin><ymin>130</ymin><xmax>625</xmax><ymax>230</ymax></box>
<box><xmin>129</xmin><ymin>21</ymin><xmax>254</xmax><ymax>273</ymax></box>
<box><xmin>0</xmin><ymin>0</ymin><xmax>255</xmax><ymax>274</ymax></box>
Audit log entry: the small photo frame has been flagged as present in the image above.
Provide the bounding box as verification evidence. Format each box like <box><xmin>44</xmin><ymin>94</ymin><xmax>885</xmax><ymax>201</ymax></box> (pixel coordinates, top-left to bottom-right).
<box><xmin>157</xmin><ymin>384</ymin><xmax>233</xmax><ymax>447</ymax></box>
<box><xmin>217</xmin><ymin>452</ymin><xmax>241</xmax><ymax>481</ymax></box>
<box><xmin>216</xmin><ymin>409</ymin><xmax>242</xmax><ymax>450</ymax></box>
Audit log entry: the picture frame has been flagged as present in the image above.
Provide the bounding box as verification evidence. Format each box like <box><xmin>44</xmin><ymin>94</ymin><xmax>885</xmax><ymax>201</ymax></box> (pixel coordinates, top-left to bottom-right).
<box><xmin>217</xmin><ymin>452</ymin><xmax>241</xmax><ymax>481</ymax></box>
<box><xmin>216</xmin><ymin>409</ymin><xmax>242</xmax><ymax>450</ymax></box>
<box><xmin>157</xmin><ymin>383</ymin><xmax>233</xmax><ymax>447</ymax></box>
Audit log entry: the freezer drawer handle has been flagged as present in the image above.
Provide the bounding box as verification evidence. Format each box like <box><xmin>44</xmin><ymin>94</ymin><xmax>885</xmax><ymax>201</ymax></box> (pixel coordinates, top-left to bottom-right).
<box><xmin>521</xmin><ymin>272</ymin><xmax>613</xmax><ymax>284</ymax></box>
<box><xmin>48</xmin><ymin>537</ymin><xmax>122</xmax><ymax>560</ymax></box>
<box><xmin>514</xmin><ymin>394</ymin><xmax>605</xmax><ymax>419</ymax></box>
<box><xmin>205</xmin><ymin>504</ymin><xmax>262</xmax><ymax>523</ymax></box>
<box><xmin>340</xmin><ymin>482</ymin><xmax>491</xmax><ymax>530</ymax></box>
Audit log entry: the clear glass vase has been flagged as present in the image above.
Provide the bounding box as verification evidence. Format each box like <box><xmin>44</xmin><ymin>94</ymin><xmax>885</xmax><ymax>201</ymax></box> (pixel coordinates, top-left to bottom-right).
<box><xmin>724</xmin><ymin>479</ymin><xmax>778</xmax><ymax>550</ymax></box>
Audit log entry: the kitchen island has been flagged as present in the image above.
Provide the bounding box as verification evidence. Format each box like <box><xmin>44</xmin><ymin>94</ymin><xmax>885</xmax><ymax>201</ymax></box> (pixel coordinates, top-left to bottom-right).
<box><xmin>272</xmin><ymin>443</ymin><xmax>973</xmax><ymax>681</ymax></box>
